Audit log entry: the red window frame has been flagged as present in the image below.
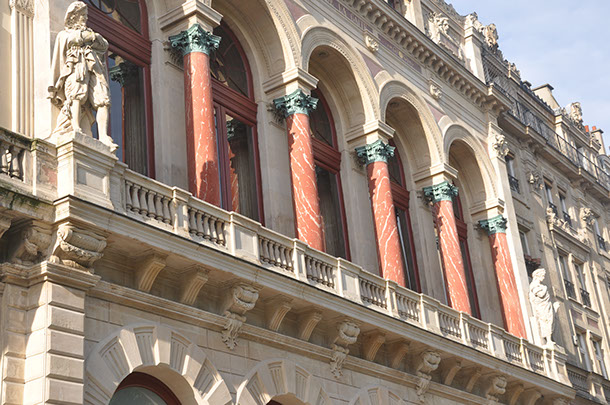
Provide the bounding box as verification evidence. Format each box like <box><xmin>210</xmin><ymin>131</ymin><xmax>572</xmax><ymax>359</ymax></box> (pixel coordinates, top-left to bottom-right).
<box><xmin>86</xmin><ymin>1</ymin><xmax>156</xmax><ymax>178</ymax></box>
<box><xmin>311</xmin><ymin>89</ymin><xmax>351</xmax><ymax>260</ymax></box>
<box><xmin>113</xmin><ymin>372</ymin><xmax>180</xmax><ymax>405</ymax></box>
<box><xmin>388</xmin><ymin>144</ymin><xmax>421</xmax><ymax>292</ymax></box>
<box><xmin>453</xmin><ymin>193</ymin><xmax>481</xmax><ymax>319</ymax></box>
<box><xmin>211</xmin><ymin>24</ymin><xmax>264</xmax><ymax>223</ymax></box>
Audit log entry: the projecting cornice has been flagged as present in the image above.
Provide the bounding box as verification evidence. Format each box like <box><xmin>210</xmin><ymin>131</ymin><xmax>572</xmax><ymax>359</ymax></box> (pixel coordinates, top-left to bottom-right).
<box><xmin>336</xmin><ymin>0</ymin><xmax>510</xmax><ymax>114</ymax></box>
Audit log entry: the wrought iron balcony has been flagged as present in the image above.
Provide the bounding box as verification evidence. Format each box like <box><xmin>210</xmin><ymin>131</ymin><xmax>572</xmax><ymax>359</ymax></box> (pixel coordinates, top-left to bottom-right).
<box><xmin>597</xmin><ymin>235</ymin><xmax>607</xmax><ymax>251</ymax></box>
<box><xmin>549</xmin><ymin>203</ymin><xmax>559</xmax><ymax>216</ymax></box>
<box><xmin>580</xmin><ymin>288</ymin><xmax>591</xmax><ymax>307</ymax></box>
<box><xmin>508</xmin><ymin>174</ymin><xmax>520</xmax><ymax>193</ymax></box>
<box><xmin>564</xmin><ymin>279</ymin><xmax>576</xmax><ymax>299</ymax></box>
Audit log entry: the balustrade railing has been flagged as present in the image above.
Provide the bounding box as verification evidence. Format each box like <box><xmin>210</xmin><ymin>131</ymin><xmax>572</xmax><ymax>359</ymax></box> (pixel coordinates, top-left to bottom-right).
<box><xmin>567</xmin><ymin>368</ymin><xmax>589</xmax><ymax>393</ymax></box>
<box><xmin>564</xmin><ymin>279</ymin><xmax>576</xmax><ymax>299</ymax></box>
<box><xmin>0</xmin><ymin>129</ymin><xmax>31</xmax><ymax>182</ymax></box>
<box><xmin>580</xmin><ymin>288</ymin><xmax>591</xmax><ymax>307</ymax></box>
<box><xmin>359</xmin><ymin>273</ymin><xmax>387</xmax><ymax>309</ymax></box>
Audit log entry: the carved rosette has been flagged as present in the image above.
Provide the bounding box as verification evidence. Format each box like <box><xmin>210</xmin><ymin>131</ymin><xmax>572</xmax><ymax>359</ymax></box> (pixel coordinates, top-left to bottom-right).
<box><xmin>330</xmin><ymin>319</ymin><xmax>360</xmax><ymax>378</ymax></box>
<box><xmin>220</xmin><ymin>283</ymin><xmax>260</xmax><ymax>349</ymax></box>
<box><xmin>364</xmin><ymin>34</ymin><xmax>379</xmax><ymax>53</ymax></box>
<box><xmin>415</xmin><ymin>350</ymin><xmax>441</xmax><ymax>403</ymax></box>
<box><xmin>50</xmin><ymin>224</ymin><xmax>107</xmax><ymax>270</ymax></box>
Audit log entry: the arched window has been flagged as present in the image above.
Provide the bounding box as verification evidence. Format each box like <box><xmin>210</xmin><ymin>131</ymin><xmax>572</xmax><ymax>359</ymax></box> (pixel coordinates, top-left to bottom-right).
<box><xmin>452</xmin><ymin>192</ymin><xmax>481</xmax><ymax>318</ymax></box>
<box><xmin>109</xmin><ymin>372</ymin><xmax>180</xmax><ymax>405</ymax></box>
<box><xmin>309</xmin><ymin>89</ymin><xmax>350</xmax><ymax>259</ymax></box>
<box><xmin>387</xmin><ymin>144</ymin><xmax>420</xmax><ymax>291</ymax></box>
<box><xmin>210</xmin><ymin>24</ymin><xmax>263</xmax><ymax>222</ymax></box>
<box><xmin>84</xmin><ymin>0</ymin><xmax>154</xmax><ymax>177</ymax></box>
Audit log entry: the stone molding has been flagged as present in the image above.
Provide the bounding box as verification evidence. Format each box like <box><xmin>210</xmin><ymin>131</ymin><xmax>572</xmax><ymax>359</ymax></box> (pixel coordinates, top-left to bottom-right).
<box><xmin>273</xmin><ymin>89</ymin><xmax>318</xmax><ymax>118</ymax></box>
<box><xmin>169</xmin><ymin>23</ymin><xmax>221</xmax><ymax>56</ymax></box>
<box><xmin>84</xmin><ymin>323</ymin><xmax>232</xmax><ymax>404</ymax></box>
<box><xmin>478</xmin><ymin>215</ymin><xmax>508</xmax><ymax>235</ymax></box>
<box><xmin>355</xmin><ymin>139</ymin><xmax>396</xmax><ymax>165</ymax></box>
<box><xmin>422</xmin><ymin>181</ymin><xmax>458</xmax><ymax>203</ymax></box>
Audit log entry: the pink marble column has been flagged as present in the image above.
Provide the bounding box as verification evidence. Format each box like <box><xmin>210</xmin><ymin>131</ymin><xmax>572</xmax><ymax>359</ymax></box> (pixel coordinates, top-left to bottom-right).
<box><xmin>274</xmin><ymin>90</ymin><xmax>324</xmax><ymax>251</ymax></box>
<box><xmin>479</xmin><ymin>215</ymin><xmax>527</xmax><ymax>338</ymax></box>
<box><xmin>356</xmin><ymin>140</ymin><xmax>406</xmax><ymax>286</ymax></box>
<box><xmin>170</xmin><ymin>24</ymin><xmax>221</xmax><ymax>206</ymax></box>
<box><xmin>423</xmin><ymin>182</ymin><xmax>472</xmax><ymax>314</ymax></box>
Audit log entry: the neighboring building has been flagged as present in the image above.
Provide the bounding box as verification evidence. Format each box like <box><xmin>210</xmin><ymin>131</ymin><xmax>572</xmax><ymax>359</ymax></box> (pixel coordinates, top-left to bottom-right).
<box><xmin>0</xmin><ymin>0</ymin><xmax>607</xmax><ymax>404</ymax></box>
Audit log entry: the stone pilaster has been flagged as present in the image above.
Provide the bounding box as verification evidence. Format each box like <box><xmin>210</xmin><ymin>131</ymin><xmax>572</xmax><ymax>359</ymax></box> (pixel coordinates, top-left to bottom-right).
<box><xmin>273</xmin><ymin>89</ymin><xmax>324</xmax><ymax>251</ymax></box>
<box><xmin>355</xmin><ymin>140</ymin><xmax>407</xmax><ymax>286</ymax></box>
<box><xmin>479</xmin><ymin>215</ymin><xmax>527</xmax><ymax>338</ymax></box>
<box><xmin>423</xmin><ymin>181</ymin><xmax>472</xmax><ymax>315</ymax></box>
<box><xmin>169</xmin><ymin>24</ymin><xmax>222</xmax><ymax>206</ymax></box>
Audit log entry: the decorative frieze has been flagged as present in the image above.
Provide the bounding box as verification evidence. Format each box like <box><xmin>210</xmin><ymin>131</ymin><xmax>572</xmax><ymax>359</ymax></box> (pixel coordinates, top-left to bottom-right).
<box><xmin>220</xmin><ymin>283</ymin><xmax>260</xmax><ymax>349</ymax></box>
<box><xmin>273</xmin><ymin>89</ymin><xmax>318</xmax><ymax>118</ymax></box>
<box><xmin>169</xmin><ymin>23</ymin><xmax>221</xmax><ymax>56</ymax></box>
<box><xmin>49</xmin><ymin>223</ymin><xmax>107</xmax><ymax>270</ymax></box>
<box><xmin>355</xmin><ymin>139</ymin><xmax>395</xmax><ymax>165</ymax></box>
<box><xmin>330</xmin><ymin>319</ymin><xmax>360</xmax><ymax>378</ymax></box>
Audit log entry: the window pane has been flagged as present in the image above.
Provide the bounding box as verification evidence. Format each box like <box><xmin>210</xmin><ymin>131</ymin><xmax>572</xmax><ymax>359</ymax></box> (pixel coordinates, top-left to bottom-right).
<box><xmin>225</xmin><ymin>115</ymin><xmax>259</xmax><ymax>221</ymax></box>
<box><xmin>109</xmin><ymin>387</ymin><xmax>167</xmax><ymax>405</ymax></box>
<box><xmin>211</xmin><ymin>26</ymin><xmax>250</xmax><ymax>98</ymax></box>
<box><xmin>396</xmin><ymin>208</ymin><xmax>417</xmax><ymax>291</ymax></box>
<box><xmin>309</xmin><ymin>90</ymin><xmax>334</xmax><ymax>147</ymax></box>
<box><xmin>387</xmin><ymin>153</ymin><xmax>403</xmax><ymax>186</ymax></box>
<box><xmin>108</xmin><ymin>56</ymin><xmax>148</xmax><ymax>175</ymax></box>
<box><xmin>86</xmin><ymin>0</ymin><xmax>142</xmax><ymax>33</ymax></box>
<box><xmin>316</xmin><ymin>166</ymin><xmax>346</xmax><ymax>258</ymax></box>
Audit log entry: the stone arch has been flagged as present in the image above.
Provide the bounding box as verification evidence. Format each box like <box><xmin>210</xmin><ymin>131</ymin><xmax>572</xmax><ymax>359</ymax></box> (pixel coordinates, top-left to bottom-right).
<box><xmin>444</xmin><ymin>124</ymin><xmax>498</xmax><ymax>205</ymax></box>
<box><xmin>348</xmin><ymin>385</ymin><xmax>407</xmax><ymax>405</ymax></box>
<box><xmin>379</xmin><ymin>79</ymin><xmax>445</xmax><ymax>177</ymax></box>
<box><xmin>235</xmin><ymin>358</ymin><xmax>332</xmax><ymax>405</ymax></box>
<box><xmin>301</xmin><ymin>25</ymin><xmax>380</xmax><ymax>125</ymax></box>
<box><xmin>84</xmin><ymin>323</ymin><xmax>232</xmax><ymax>405</ymax></box>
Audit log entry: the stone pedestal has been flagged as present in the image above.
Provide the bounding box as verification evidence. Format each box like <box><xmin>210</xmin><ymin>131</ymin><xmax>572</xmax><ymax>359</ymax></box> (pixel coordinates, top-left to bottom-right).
<box><xmin>169</xmin><ymin>24</ymin><xmax>221</xmax><ymax>206</ymax></box>
<box><xmin>356</xmin><ymin>140</ymin><xmax>406</xmax><ymax>286</ymax></box>
<box><xmin>55</xmin><ymin>132</ymin><xmax>119</xmax><ymax>209</ymax></box>
<box><xmin>479</xmin><ymin>215</ymin><xmax>526</xmax><ymax>338</ymax></box>
<box><xmin>274</xmin><ymin>90</ymin><xmax>324</xmax><ymax>251</ymax></box>
<box><xmin>423</xmin><ymin>181</ymin><xmax>472</xmax><ymax>315</ymax></box>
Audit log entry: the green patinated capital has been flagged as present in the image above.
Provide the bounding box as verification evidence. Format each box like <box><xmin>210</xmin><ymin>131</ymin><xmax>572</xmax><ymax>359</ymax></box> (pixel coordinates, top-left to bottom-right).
<box><xmin>273</xmin><ymin>89</ymin><xmax>318</xmax><ymax>118</ymax></box>
<box><xmin>478</xmin><ymin>215</ymin><xmax>508</xmax><ymax>235</ymax></box>
<box><xmin>355</xmin><ymin>139</ymin><xmax>395</xmax><ymax>165</ymax></box>
<box><xmin>169</xmin><ymin>24</ymin><xmax>221</xmax><ymax>56</ymax></box>
<box><xmin>422</xmin><ymin>181</ymin><xmax>458</xmax><ymax>203</ymax></box>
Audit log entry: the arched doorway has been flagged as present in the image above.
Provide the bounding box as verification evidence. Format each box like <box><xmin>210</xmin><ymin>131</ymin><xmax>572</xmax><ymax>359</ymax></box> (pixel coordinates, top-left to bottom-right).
<box><xmin>109</xmin><ymin>372</ymin><xmax>180</xmax><ymax>405</ymax></box>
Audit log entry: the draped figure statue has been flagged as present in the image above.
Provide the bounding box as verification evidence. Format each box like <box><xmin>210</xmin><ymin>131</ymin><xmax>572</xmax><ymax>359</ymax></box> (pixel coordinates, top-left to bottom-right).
<box><xmin>48</xmin><ymin>1</ymin><xmax>117</xmax><ymax>151</ymax></box>
<box><xmin>529</xmin><ymin>268</ymin><xmax>557</xmax><ymax>347</ymax></box>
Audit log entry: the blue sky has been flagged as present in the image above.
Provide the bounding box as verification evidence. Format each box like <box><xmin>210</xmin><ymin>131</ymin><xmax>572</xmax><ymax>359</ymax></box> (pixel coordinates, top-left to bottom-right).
<box><xmin>452</xmin><ymin>1</ymin><xmax>610</xmax><ymax>152</ymax></box>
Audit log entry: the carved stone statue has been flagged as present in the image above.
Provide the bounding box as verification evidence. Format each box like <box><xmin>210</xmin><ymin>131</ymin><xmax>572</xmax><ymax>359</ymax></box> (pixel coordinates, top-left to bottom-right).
<box><xmin>427</xmin><ymin>12</ymin><xmax>450</xmax><ymax>43</ymax></box>
<box><xmin>529</xmin><ymin>268</ymin><xmax>558</xmax><ymax>347</ymax></box>
<box><xmin>483</xmin><ymin>24</ymin><xmax>499</xmax><ymax>51</ymax></box>
<box><xmin>48</xmin><ymin>1</ymin><xmax>117</xmax><ymax>151</ymax></box>
<box><xmin>568</xmin><ymin>102</ymin><xmax>583</xmax><ymax>127</ymax></box>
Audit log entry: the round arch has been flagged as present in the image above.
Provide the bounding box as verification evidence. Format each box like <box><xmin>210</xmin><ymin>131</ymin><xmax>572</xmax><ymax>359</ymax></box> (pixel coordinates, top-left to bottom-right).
<box><xmin>348</xmin><ymin>385</ymin><xmax>407</xmax><ymax>405</ymax></box>
<box><xmin>301</xmin><ymin>25</ymin><xmax>380</xmax><ymax>125</ymax></box>
<box><xmin>443</xmin><ymin>124</ymin><xmax>498</xmax><ymax>204</ymax></box>
<box><xmin>378</xmin><ymin>79</ymin><xmax>444</xmax><ymax>170</ymax></box>
<box><xmin>235</xmin><ymin>359</ymin><xmax>332</xmax><ymax>405</ymax></box>
<box><xmin>84</xmin><ymin>323</ymin><xmax>232</xmax><ymax>405</ymax></box>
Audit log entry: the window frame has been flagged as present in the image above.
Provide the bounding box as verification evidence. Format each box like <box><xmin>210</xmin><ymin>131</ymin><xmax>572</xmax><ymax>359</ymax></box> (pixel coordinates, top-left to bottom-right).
<box><xmin>86</xmin><ymin>1</ymin><xmax>156</xmax><ymax>178</ymax></box>
<box><xmin>211</xmin><ymin>24</ymin><xmax>264</xmax><ymax>223</ymax></box>
<box><xmin>310</xmin><ymin>88</ymin><xmax>351</xmax><ymax>260</ymax></box>
<box><xmin>112</xmin><ymin>372</ymin><xmax>180</xmax><ymax>405</ymax></box>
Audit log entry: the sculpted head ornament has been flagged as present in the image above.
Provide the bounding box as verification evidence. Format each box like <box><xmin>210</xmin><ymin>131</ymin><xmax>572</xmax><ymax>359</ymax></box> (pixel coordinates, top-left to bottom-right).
<box><xmin>64</xmin><ymin>1</ymin><xmax>88</xmax><ymax>29</ymax></box>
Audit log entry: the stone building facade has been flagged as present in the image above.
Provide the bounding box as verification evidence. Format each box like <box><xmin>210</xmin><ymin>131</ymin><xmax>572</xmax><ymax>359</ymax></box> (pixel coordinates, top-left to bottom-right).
<box><xmin>0</xmin><ymin>0</ymin><xmax>607</xmax><ymax>404</ymax></box>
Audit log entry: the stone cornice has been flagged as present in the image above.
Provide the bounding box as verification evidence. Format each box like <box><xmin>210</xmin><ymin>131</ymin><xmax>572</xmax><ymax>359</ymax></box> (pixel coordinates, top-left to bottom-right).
<box><xmin>335</xmin><ymin>0</ymin><xmax>509</xmax><ymax>114</ymax></box>
<box><xmin>355</xmin><ymin>139</ymin><xmax>395</xmax><ymax>165</ymax></box>
<box><xmin>479</xmin><ymin>215</ymin><xmax>508</xmax><ymax>235</ymax></box>
<box><xmin>422</xmin><ymin>181</ymin><xmax>458</xmax><ymax>203</ymax></box>
<box><xmin>273</xmin><ymin>89</ymin><xmax>318</xmax><ymax>118</ymax></box>
<box><xmin>169</xmin><ymin>23</ymin><xmax>221</xmax><ymax>56</ymax></box>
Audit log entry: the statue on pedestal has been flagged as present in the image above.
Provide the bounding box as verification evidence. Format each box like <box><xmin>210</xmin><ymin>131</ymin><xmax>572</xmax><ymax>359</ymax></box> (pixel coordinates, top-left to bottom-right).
<box><xmin>48</xmin><ymin>1</ymin><xmax>117</xmax><ymax>151</ymax></box>
<box><xmin>529</xmin><ymin>268</ymin><xmax>559</xmax><ymax>347</ymax></box>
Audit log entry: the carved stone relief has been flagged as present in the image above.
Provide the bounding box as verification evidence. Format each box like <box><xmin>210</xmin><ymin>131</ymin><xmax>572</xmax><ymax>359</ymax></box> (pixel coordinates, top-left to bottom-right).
<box><xmin>330</xmin><ymin>319</ymin><xmax>360</xmax><ymax>378</ymax></box>
<box><xmin>49</xmin><ymin>223</ymin><xmax>107</xmax><ymax>270</ymax></box>
<box><xmin>220</xmin><ymin>283</ymin><xmax>260</xmax><ymax>349</ymax></box>
<box><xmin>415</xmin><ymin>350</ymin><xmax>441</xmax><ymax>403</ymax></box>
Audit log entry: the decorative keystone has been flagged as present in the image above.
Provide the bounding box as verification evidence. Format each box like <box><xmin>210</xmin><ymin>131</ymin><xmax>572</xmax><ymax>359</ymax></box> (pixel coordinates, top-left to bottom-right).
<box><xmin>355</xmin><ymin>139</ymin><xmax>395</xmax><ymax>165</ymax></box>
<box><xmin>169</xmin><ymin>24</ymin><xmax>221</xmax><ymax>56</ymax></box>
<box><xmin>422</xmin><ymin>181</ymin><xmax>458</xmax><ymax>203</ymax></box>
<box><xmin>478</xmin><ymin>215</ymin><xmax>508</xmax><ymax>235</ymax></box>
<box><xmin>273</xmin><ymin>89</ymin><xmax>318</xmax><ymax>118</ymax></box>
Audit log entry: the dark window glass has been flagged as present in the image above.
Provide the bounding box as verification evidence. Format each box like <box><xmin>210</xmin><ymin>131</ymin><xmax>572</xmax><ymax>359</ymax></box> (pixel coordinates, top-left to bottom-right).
<box><xmin>316</xmin><ymin>165</ymin><xmax>346</xmax><ymax>258</ymax></box>
<box><xmin>211</xmin><ymin>25</ymin><xmax>250</xmax><ymax>98</ymax></box>
<box><xmin>396</xmin><ymin>207</ymin><xmax>418</xmax><ymax>290</ymax></box>
<box><xmin>459</xmin><ymin>238</ymin><xmax>480</xmax><ymax>318</ymax></box>
<box><xmin>309</xmin><ymin>89</ymin><xmax>334</xmax><ymax>147</ymax></box>
<box><xmin>85</xmin><ymin>0</ymin><xmax>142</xmax><ymax>33</ymax></box>
<box><xmin>387</xmin><ymin>153</ymin><xmax>404</xmax><ymax>186</ymax></box>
